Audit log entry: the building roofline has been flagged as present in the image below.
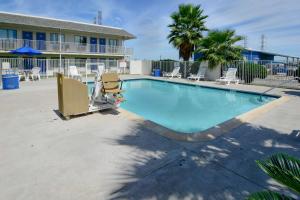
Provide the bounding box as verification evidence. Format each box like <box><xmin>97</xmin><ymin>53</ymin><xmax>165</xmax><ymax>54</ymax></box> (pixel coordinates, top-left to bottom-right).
<box><xmin>0</xmin><ymin>11</ymin><xmax>123</xmax><ymax>30</ymax></box>
<box><xmin>0</xmin><ymin>11</ymin><xmax>136</xmax><ymax>39</ymax></box>
<box><xmin>244</xmin><ymin>48</ymin><xmax>300</xmax><ymax>59</ymax></box>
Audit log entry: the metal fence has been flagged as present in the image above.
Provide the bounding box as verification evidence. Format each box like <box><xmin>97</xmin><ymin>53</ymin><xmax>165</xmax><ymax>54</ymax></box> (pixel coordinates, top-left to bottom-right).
<box><xmin>152</xmin><ymin>60</ymin><xmax>300</xmax><ymax>89</ymax></box>
<box><xmin>1</xmin><ymin>58</ymin><xmax>299</xmax><ymax>89</ymax></box>
<box><xmin>0</xmin><ymin>57</ymin><xmax>130</xmax><ymax>77</ymax></box>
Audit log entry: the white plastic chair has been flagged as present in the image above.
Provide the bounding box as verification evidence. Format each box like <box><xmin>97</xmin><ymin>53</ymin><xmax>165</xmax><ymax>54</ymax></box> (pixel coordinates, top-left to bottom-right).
<box><xmin>1</xmin><ymin>62</ymin><xmax>13</xmax><ymax>74</ymax></box>
<box><xmin>68</xmin><ymin>66</ymin><xmax>82</xmax><ymax>81</ymax></box>
<box><xmin>163</xmin><ymin>66</ymin><xmax>181</xmax><ymax>78</ymax></box>
<box><xmin>216</xmin><ymin>68</ymin><xmax>239</xmax><ymax>85</ymax></box>
<box><xmin>30</xmin><ymin>67</ymin><xmax>41</xmax><ymax>81</ymax></box>
<box><xmin>187</xmin><ymin>67</ymin><xmax>206</xmax><ymax>81</ymax></box>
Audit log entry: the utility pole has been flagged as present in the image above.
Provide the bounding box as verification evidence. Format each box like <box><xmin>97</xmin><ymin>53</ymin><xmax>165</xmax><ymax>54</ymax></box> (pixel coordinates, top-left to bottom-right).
<box><xmin>243</xmin><ymin>36</ymin><xmax>248</xmax><ymax>49</ymax></box>
<box><xmin>260</xmin><ymin>34</ymin><xmax>266</xmax><ymax>51</ymax></box>
<box><xmin>97</xmin><ymin>10</ymin><xmax>102</xmax><ymax>25</ymax></box>
<box><xmin>93</xmin><ymin>10</ymin><xmax>102</xmax><ymax>25</ymax></box>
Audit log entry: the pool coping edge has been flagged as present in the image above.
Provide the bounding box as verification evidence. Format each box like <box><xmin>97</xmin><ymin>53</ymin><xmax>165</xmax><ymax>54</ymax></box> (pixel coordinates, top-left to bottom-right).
<box><xmin>118</xmin><ymin>78</ymin><xmax>289</xmax><ymax>142</ymax></box>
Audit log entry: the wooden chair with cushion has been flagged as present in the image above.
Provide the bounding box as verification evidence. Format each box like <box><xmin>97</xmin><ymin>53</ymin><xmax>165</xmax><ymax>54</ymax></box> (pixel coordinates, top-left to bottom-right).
<box><xmin>101</xmin><ymin>73</ymin><xmax>123</xmax><ymax>95</ymax></box>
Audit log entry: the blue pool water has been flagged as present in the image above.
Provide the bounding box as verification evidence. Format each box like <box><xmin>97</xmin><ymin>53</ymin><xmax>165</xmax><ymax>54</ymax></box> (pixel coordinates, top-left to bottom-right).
<box><xmin>91</xmin><ymin>79</ymin><xmax>277</xmax><ymax>133</ymax></box>
<box><xmin>121</xmin><ymin>79</ymin><xmax>277</xmax><ymax>133</ymax></box>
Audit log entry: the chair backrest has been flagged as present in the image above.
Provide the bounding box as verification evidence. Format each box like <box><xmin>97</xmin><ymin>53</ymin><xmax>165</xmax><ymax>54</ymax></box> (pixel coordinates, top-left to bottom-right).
<box><xmin>172</xmin><ymin>66</ymin><xmax>180</xmax><ymax>75</ymax></box>
<box><xmin>69</xmin><ymin>66</ymin><xmax>79</xmax><ymax>76</ymax></box>
<box><xmin>197</xmin><ymin>67</ymin><xmax>206</xmax><ymax>76</ymax></box>
<box><xmin>102</xmin><ymin>72</ymin><xmax>119</xmax><ymax>82</ymax></box>
<box><xmin>2</xmin><ymin>62</ymin><xmax>11</xmax><ymax>70</ymax></box>
<box><xmin>31</xmin><ymin>67</ymin><xmax>40</xmax><ymax>75</ymax></box>
<box><xmin>225</xmin><ymin>68</ymin><xmax>237</xmax><ymax>79</ymax></box>
<box><xmin>101</xmin><ymin>73</ymin><xmax>120</xmax><ymax>90</ymax></box>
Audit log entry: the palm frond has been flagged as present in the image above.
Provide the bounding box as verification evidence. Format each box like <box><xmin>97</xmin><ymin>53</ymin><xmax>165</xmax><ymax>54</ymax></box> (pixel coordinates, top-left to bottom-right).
<box><xmin>247</xmin><ymin>190</ymin><xmax>295</xmax><ymax>200</ymax></box>
<box><xmin>196</xmin><ymin>29</ymin><xmax>243</xmax><ymax>68</ymax></box>
<box><xmin>167</xmin><ymin>4</ymin><xmax>208</xmax><ymax>61</ymax></box>
<box><xmin>256</xmin><ymin>153</ymin><xmax>300</xmax><ymax>194</ymax></box>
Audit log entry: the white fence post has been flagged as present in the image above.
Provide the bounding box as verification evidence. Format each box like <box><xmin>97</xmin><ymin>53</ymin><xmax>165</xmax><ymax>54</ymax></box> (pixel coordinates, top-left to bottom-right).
<box><xmin>46</xmin><ymin>59</ymin><xmax>49</xmax><ymax>78</ymax></box>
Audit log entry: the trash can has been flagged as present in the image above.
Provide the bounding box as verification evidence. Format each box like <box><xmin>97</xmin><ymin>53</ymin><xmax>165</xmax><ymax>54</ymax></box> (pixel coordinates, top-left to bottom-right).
<box><xmin>2</xmin><ymin>74</ymin><xmax>19</xmax><ymax>90</ymax></box>
<box><xmin>153</xmin><ymin>69</ymin><xmax>161</xmax><ymax>77</ymax></box>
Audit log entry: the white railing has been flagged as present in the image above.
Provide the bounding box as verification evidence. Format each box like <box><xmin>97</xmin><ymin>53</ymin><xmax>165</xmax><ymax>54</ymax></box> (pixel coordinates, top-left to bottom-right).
<box><xmin>0</xmin><ymin>58</ymin><xmax>130</xmax><ymax>80</ymax></box>
<box><xmin>0</xmin><ymin>38</ymin><xmax>133</xmax><ymax>55</ymax></box>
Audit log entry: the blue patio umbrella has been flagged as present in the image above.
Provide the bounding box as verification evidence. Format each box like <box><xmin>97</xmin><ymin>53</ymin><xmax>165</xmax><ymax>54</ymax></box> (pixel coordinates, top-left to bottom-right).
<box><xmin>10</xmin><ymin>46</ymin><xmax>43</xmax><ymax>70</ymax></box>
<box><xmin>10</xmin><ymin>46</ymin><xmax>42</xmax><ymax>56</ymax></box>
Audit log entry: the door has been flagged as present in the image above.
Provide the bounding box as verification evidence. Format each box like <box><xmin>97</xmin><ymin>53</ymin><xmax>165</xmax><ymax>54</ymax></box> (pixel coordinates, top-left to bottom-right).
<box><xmin>37</xmin><ymin>58</ymin><xmax>46</xmax><ymax>75</ymax></box>
<box><xmin>99</xmin><ymin>38</ymin><xmax>106</xmax><ymax>53</ymax></box>
<box><xmin>23</xmin><ymin>58</ymin><xmax>33</xmax><ymax>70</ymax></box>
<box><xmin>22</xmin><ymin>31</ymin><xmax>33</xmax><ymax>47</ymax></box>
<box><xmin>90</xmin><ymin>37</ymin><xmax>97</xmax><ymax>52</ymax></box>
<box><xmin>36</xmin><ymin>32</ymin><xmax>46</xmax><ymax>50</ymax></box>
<box><xmin>90</xmin><ymin>58</ymin><xmax>98</xmax><ymax>72</ymax></box>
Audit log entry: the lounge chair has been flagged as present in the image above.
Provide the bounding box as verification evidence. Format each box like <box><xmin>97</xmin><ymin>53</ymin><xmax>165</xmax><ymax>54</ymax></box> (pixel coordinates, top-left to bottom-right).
<box><xmin>101</xmin><ymin>73</ymin><xmax>123</xmax><ymax>95</ymax></box>
<box><xmin>68</xmin><ymin>65</ymin><xmax>82</xmax><ymax>81</ymax></box>
<box><xmin>187</xmin><ymin>67</ymin><xmax>206</xmax><ymax>81</ymax></box>
<box><xmin>30</xmin><ymin>67</ymin><xmax>41</xmax><ymax>81</ymax></box>
<box><xmin>163</xmin><ymin>66</ymin><xmax>182</xmax><ymax>78</ymax></box>
<box><xmin>216</xmin><ymin>68</ymin><xmax>239</xmax><ymax>85</ymax></box>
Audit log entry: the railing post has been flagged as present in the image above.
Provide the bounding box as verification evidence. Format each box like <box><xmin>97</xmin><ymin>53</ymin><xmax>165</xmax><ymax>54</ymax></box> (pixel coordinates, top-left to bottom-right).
<box><xmin>184</xmin><ymin>61</ymin><xmax>187</xmax><ymax>78</ymax></box>
<box><xmin>67</xmin><ymin>59</ymin><xmax>70</xmax><ymax>77</ymax></box>
<box><xmin>159</xmin><ymin>60</ymin><xmax>162</xmax><ymax>72</ymax></box>
<box><xmin>46</xmin><ymin>59</ymin><xmax>49</xmax><ymax>78</ymax></box>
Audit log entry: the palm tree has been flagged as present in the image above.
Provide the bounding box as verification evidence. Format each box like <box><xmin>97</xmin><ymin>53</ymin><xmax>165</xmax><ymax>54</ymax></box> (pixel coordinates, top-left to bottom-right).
<box><xmin>248</xmin><ymin>153</ymin><xmax>300</xmax><ymax>200</ymax></box>
<box><xmin>168</xmin><ymin>4</ymin><xmax>208</xmax><ymax>61</ymax></box>
<box><xmin>196</xmin><ymin>29</ymin><xmax>243</xmax><ymax>69</ymax></box>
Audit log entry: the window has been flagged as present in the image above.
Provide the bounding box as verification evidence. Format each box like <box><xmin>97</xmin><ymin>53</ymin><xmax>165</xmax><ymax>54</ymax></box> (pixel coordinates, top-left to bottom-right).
<box><xmin>74</xmin><ymin>36</ymin><xmax>87</xmax><ymax>45</ymax></box>
<box><xmin>0</xmin><ymin>29</ymin><xmax>17</xmax><ymax>39</ymax></box>
<box><xmin>50</xmin><ymin>33</ymin><xmax>58</xmax><ymax>42</ymax></box>
<box><xmin>50</xmin><ymin>33</ymin><xmax>65</xmax><ymax>43</ymax></box>
<box><xmin>108</xmin><ymin>39</ymin><xmax>118</xmax><ymax>46</ymax></box>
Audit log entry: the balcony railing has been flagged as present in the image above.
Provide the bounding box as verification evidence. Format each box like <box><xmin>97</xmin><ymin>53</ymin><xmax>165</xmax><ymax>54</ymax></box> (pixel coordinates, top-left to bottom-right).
<box><xmin>0</xmin><ymin>38</ymin><xmax>133</xmax><ymax>56</ymax></box>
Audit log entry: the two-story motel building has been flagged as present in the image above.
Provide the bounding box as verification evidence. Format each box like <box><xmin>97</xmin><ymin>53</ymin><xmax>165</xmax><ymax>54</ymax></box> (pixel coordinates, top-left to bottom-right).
<box><xmin>0</xmin><ymin>12</ymin><xmax>135</xmax><ymax>71</ymax></box>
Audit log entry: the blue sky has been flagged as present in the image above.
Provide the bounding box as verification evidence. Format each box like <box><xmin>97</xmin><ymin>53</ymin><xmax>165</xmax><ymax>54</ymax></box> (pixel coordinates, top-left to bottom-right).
<box><xmin>1</xmin><ymin>0</ymin><xmax>300</xmax><ymax>60</ymax></box>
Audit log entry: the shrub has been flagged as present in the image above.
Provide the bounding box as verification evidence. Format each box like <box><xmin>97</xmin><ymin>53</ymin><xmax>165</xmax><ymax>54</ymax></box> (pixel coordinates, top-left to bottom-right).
<box><xmin>236</xmin><ymin>62</ymin><xmax>268</xmax><ymax>83</ymax></box>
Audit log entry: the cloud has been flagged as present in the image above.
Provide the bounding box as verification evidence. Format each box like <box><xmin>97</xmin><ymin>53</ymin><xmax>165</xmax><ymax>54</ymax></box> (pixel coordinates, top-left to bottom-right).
<box><xmin>0</xmin><ymin>0</ymin><xmax>299</xmax><ymax>59</ymax></box>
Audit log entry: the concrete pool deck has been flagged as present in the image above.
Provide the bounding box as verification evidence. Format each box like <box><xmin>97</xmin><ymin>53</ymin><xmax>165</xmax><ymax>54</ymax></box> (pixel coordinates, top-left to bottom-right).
<box><xmin>0</xmin><ymin>76</ymin><xmax>300</xmax><ymax>200</ymax></box>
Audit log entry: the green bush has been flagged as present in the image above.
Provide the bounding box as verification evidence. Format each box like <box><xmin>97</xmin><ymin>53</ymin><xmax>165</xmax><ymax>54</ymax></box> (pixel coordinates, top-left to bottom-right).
<box><xmin>236</xmin><ymin>62</ymin><xmax>268</xmax><ymax>83</ymax></box>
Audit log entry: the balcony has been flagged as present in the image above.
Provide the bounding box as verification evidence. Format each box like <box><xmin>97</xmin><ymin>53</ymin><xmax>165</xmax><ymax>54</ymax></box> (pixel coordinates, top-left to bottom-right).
<box><xmin>0</xmin><ymin>38</ymin><xmax>133</xmax><ymax>56</ymax></box>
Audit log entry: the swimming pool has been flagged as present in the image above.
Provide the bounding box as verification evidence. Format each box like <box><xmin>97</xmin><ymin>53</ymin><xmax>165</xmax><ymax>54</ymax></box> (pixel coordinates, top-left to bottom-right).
<box><xmin>89</xmin><ymin>79</ymin><xmax>276</xmax><ymax>133</ymax></box>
